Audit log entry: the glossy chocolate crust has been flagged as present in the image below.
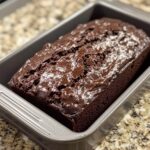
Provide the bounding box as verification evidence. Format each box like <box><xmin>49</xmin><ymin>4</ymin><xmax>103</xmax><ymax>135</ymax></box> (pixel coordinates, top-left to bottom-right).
<box><xmin>8</xmin><ymin>18</ymin><xmax>150</xmax><ymax>132</ymax></box>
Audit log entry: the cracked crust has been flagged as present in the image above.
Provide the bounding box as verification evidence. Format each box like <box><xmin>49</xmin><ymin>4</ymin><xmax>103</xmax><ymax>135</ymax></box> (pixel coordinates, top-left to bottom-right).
<box><xmin>9</xmin><ymin>18</ymin><xmax>150</xmax><ymax>131</ymax></box>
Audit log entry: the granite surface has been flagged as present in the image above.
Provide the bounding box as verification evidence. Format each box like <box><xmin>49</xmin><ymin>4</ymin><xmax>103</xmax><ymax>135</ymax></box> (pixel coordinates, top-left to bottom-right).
<box><xmin>0</xmin><ymin>0</ymin><xmax>150</xmax><ymax>150</ymax></box>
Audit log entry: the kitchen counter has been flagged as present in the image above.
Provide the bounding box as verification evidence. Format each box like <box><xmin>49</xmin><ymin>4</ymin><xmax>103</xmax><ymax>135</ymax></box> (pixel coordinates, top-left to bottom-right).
<box><xmin>0</xmin><ymin>0</ymin><xmax>150</xmax><ymax>149</ymax></box>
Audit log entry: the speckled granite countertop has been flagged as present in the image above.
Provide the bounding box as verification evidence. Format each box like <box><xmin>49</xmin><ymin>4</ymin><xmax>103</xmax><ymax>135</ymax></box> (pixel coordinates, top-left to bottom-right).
<box><xmin>0</xmin><ymin>0</ymin><xmax>150</xmax><ymax>150</ymax></box>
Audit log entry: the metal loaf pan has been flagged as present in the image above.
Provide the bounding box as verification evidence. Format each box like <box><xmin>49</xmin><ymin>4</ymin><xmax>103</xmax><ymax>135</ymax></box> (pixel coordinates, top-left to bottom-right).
<box><xmin>107</xmin><ymin>0</ymin><xmax>150</xmax><ymax>20</ymax></box>
<box><xmin>0</xmin><ymin>0</ymin><xmax>30</xmax><ymax>19</ymax></box>
<box><xmin>0</xmin><ymin>0</ymin><xmax>7</xmax><ymax>4</ymax></box>
<box><xmin>0</xmin><ymin>1</ymin><xmax>150</xmax><ymax>150</ymax></box>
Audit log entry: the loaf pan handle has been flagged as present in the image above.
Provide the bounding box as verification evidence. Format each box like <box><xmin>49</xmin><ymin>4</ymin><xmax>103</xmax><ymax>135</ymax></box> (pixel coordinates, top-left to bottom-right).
<box><xmin>0</xmin><ymin>85</ymin><xmax>53</xmax><ymax>137</ymax></box>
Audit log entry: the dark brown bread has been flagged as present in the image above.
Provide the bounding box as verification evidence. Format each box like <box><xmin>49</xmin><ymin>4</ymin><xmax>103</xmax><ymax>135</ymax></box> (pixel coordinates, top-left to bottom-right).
<box><xmin>8</xmin><ymin>18</ymin><xmax>150</xmax><ymax>132</ymax></box>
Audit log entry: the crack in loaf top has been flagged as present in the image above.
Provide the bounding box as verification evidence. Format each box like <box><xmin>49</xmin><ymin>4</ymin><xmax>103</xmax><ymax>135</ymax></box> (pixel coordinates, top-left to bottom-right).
<box><xmin>9</xmin><ymin>18</ymin><xmax>150</xmax><ymax>117</ymax></box>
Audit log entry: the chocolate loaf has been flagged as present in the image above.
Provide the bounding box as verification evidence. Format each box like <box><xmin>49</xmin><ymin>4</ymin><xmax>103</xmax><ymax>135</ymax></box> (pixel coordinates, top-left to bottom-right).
<box><xmin>8</xmin><ymin>18</ymin><xmax>150</xmax><ymax>132</ymax></box>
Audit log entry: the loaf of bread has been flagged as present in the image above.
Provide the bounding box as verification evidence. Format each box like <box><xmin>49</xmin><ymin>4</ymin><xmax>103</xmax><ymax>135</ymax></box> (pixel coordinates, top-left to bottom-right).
<box><xmin>9</xmin><ymin>18</ymin><xmax>150</xmax><ymax>131</ymax></box>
